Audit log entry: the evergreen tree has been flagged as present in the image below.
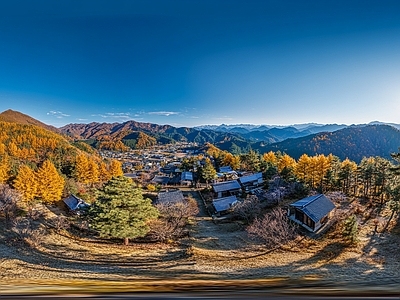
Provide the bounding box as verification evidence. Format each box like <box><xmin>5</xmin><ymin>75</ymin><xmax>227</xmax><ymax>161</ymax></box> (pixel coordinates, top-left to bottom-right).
<box><xmin>89</xmin><ymin>176</ymin><xmax>159</xmax><ymax>245</ymax></box>
<box><xmin>198</xmin><ymin>158</ymin><xmax>217</xmax><ymax>187</ymax></box>
<box><xmin>342</xmin><ymin>214</ymin><xmax>358</xmax><ymax>244</ymax></box>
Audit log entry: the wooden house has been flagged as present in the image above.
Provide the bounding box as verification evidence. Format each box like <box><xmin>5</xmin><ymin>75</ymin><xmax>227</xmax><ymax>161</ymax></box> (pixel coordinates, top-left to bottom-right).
<box><xmin>212</xmin><ymin>180</ymin><xmax>241</xmax><ymax>198</ymax></box>
<box><xmin>212</xmin><ymin>195</ymin><xmax>238</xmax><ymax>215</ymax></box>
<box><xmin>157</xmin><ymin>189</ymin><xmax>185</xmax><ymax>205</ymax></box>
<box><xmin>238</xmin><ymin>172</ymin><xmax>263</xmax><ymax>190</ymax></box>
<box><xmin>288</xmin><ymin>194</ymin><xmax>335</xmax><ymax>232</ymax></box>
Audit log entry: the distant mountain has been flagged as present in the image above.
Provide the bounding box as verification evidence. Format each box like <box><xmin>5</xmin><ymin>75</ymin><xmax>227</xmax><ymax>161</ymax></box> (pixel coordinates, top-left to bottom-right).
<box><xmin>0</xmin><ymin>109</ymin><xmax>59</xmax><ymax>133</ymax></box>
<box><xmin>60</xmin><ymin>121</ymin><xmax>251</xmax><ymax>150</ymax></box>
<box><xmin>255</xmin><ymin>124</ymin><xmax>400</xmax><ymax>163</ymax></box>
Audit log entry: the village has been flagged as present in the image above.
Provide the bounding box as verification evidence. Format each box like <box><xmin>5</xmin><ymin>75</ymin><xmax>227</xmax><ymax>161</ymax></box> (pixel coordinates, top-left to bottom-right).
<box><xmin>96</xmin><ymin>142</ymin><xmax>336</xmax><ymax>234</ymax></box>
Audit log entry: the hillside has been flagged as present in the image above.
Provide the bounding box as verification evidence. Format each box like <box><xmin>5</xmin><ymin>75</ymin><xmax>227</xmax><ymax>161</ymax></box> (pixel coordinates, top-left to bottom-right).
<box><xmin>0</xmin><ymin>109</ymin><xmax>59</xmax><ymax>133</ymax></box>
<box><xmin>60</xmin><ymin>121</ymin><xmax>251</xmax><ymax>150</ymax></box>
<box><xmin>256</xmin><ymin>125</ymin><xmax>400</xmax><ymax>162</ymax></box>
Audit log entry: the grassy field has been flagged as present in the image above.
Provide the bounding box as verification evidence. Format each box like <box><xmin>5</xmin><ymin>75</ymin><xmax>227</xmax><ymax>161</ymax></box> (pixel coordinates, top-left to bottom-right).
<box><xmin>1</xmin><ymin>193</ymin><xmax>399</xmax><ymax>296</ymax></box>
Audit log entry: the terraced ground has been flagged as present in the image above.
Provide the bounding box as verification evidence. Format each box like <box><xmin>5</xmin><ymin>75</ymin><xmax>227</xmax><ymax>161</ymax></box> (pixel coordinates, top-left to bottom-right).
<box><xmin>0</xmin><ymin>191</ymin><xmax>399</xmax><ymax>296</ymax></box>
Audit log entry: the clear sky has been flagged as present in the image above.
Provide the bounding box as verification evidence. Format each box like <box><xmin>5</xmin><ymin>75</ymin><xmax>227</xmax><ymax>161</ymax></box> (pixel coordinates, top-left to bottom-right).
<box><xmin>1</xmin><ymin>0</ymin><xmax>400</xmax><ymax>128</ymax></box>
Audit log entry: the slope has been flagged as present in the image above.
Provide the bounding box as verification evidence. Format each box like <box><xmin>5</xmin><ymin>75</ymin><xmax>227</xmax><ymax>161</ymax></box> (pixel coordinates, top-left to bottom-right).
<box><xmin>255</xmin><ymin>125</ymin><xmax>400</xmax><ymax>163</ymax></box>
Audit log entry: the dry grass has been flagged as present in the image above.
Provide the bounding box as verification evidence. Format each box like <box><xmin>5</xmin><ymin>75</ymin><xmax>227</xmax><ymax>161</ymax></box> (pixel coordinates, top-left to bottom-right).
<box><xmin>1</xmin><ymin>199</ymin><xmax>400</xmax><ymax>295</ymax></box>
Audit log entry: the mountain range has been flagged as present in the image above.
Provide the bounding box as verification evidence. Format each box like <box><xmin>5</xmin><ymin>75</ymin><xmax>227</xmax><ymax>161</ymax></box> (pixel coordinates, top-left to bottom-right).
<box><xmin>1</xmin><ymin>109</ymin><xmax>400</xmax><ymax>163</ymax></box>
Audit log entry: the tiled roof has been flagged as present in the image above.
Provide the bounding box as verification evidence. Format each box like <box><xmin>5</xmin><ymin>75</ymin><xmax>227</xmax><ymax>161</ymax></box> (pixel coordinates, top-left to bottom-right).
<box><xmin>290</xmin><ymin>194</ymin><xmax>335</xmax><ymax>223</ymax></box>
<box><xmin>157</xmin><ymin>190</ymin><xmax>184</xmax><ymax>204</ymax></box>
<box><xmin>181</xmin><ymin>171</ymin><xmax>193</xmax><ymax>181</ymax></box>
<box><xmin>212</xmin><ymin>180</ymin><xmax>241</xmax><ymax>193</ymax></box>
<box><xmin>212</xmin><ymin>195</ymin><xmax>238</xmax><ymax>212</ymax></box>
<box><xmin>239</xmin><ymin>172</ymin><xmax>263</xmax><ymax>184</ymax></box>
<box><xmin>219</xmin><ymin>166</ymin><xmax>233</xmax><ymax>173</ymax></box>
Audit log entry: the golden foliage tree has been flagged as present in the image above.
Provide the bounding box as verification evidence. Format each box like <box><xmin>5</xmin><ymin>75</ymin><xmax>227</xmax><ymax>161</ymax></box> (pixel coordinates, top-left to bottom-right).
<box><xmin>277</xmin><ymin>154</ymin><xmax>296</xmax><ymax>173</ymax></box>
<box><xmin>87</xmin><ymin>157</ymin><xmax>100</xmax><ymax>184</ymax></box>
<box><xmin>109</xmin><ymin>159</ymin><xmax>123</xmax><ymax>177</ymax></box>
<box><xmin>36</xmin><ymin>160</ymin><xmax>65</xmax><ymax>203</ymax></box>
<box><xmin>74</xmin><ymin>153</ymin><xmax>90</xmax><ymax>184</ymax></box>
<box><xmin>13</xmin><ymin>164</ymin><xmax>37</xmax><ymax>202</ymax></box>
<box><xmin>263</xmin><ymin>151</ymin><xmax>278</xmax><ymax>166</ymax></box>
<box><xmin>0</xmin><ymin>156</ymin><xmax>10</xmax><ymax>183</ymax></box>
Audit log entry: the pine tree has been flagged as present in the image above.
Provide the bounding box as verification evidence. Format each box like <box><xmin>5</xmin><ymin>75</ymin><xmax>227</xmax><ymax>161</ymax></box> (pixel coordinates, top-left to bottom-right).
<box><xmin>89</xmin><ymin>176</ymin><xmax>159</xmax><ymax>245</ymax></box>
<box><xmin>13</xmin><ymin>164</ymin><xmax>37</xmax><ymax>202</ymax></box>
<box><xmin>342</xmin><ymin>214</ymin><xmax>358</xmax><ymax>244</ymax></box>
<box><xmin>36</xmin><ymin>160</ymin><xmax>65</xmax><ymax>203</ymax></box>
<box><xmin>198</xmin><ymin>158</ymin><xmax>217</xmax><ymax>187</ymax></box>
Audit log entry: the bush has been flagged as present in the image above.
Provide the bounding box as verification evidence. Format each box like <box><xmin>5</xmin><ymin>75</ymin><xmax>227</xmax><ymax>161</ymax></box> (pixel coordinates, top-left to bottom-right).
<box><xmin>247</xmin><ymin>208</ymin><xmax>298</xmax><ymax>249</ymax></box>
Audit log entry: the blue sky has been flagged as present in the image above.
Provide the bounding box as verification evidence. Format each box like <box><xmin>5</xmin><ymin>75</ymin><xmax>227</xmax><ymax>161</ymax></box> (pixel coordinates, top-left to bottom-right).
<box><xmin>1</xmin><ymin>0</ymin><xmax>400</xmax><ymax>128</ymax></box>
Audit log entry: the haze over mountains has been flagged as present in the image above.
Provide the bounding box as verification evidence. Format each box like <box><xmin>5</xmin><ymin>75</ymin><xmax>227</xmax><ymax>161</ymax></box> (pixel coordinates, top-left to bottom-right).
<box><xmin>1</xmin><ymin>109</ymin><xmax>400</xmax><ymax>163</ymax></box>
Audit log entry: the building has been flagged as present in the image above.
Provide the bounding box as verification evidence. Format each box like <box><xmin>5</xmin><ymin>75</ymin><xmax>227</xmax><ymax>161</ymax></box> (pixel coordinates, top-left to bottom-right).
<box><xmin>212</xmin><ymin>195</ymin><xmax>238</xmax><ymax>215</ymax></box>
<box><xmin>63</xmin><ymin>194</ymin><xmax>89</xmax><ymax>214</ymax></box>
<box><xmin>212</xmin><ymin>180</ymin><xmax>241</xmax><ymax>198</ymax></box>
<box><xmin>238</xmin><ymin>172</ymin><xmax>263</xmax><ymax>190</ymax></box>
<box><xmin>157</xmin><ymin>189</ymin><xmax>185</xmax><ymax>205</ymax></box>
<box><xmin>288</xmin><ymin>194</ymin><xmax>335</xmax><ymax>232</ymax></box>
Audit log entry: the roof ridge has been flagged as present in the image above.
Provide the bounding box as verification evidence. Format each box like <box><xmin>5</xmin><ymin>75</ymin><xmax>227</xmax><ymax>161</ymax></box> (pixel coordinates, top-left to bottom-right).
<box><xmin>302</xmin><ymin>194</ymin><xmax>323</xmax><ymax>208</ymax></box>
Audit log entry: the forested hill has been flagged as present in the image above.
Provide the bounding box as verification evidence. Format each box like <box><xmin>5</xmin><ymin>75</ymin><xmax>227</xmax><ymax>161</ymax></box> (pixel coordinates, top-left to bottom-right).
<box><xmin>0</xmin><ymin>109</ymin><xmax>59</xmax><ymax>133</ymax></box>
<box><xmin>60</xmin><ymin>121</ymin><xmax>249</xmax><ymax>149</ymax></box>
<box><xmin>255</xmin><ymin>125</ymin><xmax>400</xmax><ymax>163</ymax></box>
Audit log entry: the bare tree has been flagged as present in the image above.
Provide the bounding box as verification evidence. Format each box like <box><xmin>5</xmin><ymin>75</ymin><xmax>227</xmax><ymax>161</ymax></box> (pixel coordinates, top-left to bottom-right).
<box><xmin>0</xmin><ymin>184</ymin><xmax>21</xmax><ymax>225</ymax></box>
<box><xmin>149</xmin><ymin>197</ymin><xmax>199</xmax><ymax>241</ymax></box>
<box><xmin>233</xmin><ymin>195</ymin><xmax>261</xmax><ymax>224</ymax></box>
<box><xmin>247</xmin><ymin>208</ymin><xmax>298</xmax><ymax>249</ymax></box>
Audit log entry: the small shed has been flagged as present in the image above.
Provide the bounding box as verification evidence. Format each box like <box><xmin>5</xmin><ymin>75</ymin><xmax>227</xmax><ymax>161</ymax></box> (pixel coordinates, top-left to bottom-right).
<box><xmin>212</xmin><ymin>195</ymin><xmax>238</xmax><ymax>215</ymax></box>
<box><xmin>288</xmin><ymin>194</ymin><xmax>335</xmax><ymax>232</ymax></box>
<box><xmin>63</xmin><ymin>195</ymin><xmax>89</xmax><ymax>213</ymax></box>
<box><xmin>157</xmin><ymin>189</ymin><xmax>185</xmax><ymax>205</ymax></box>
<box><xmin>212</xmin><ymin>180</ymin><xmax>241</xmax><ymax>198</ymax></box>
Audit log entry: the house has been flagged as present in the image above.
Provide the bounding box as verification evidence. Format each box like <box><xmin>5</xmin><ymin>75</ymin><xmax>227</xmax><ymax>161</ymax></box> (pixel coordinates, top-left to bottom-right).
<box><xmin>212</xmin><ymin>195</ymin><xmax>238</xmax><ymax>215</ymax></box>
<box><xmin>238</xmin><ymin>172</ymin><xmax>263</xmax><ymax>190</ymax></box>
<box><xmin>151</xmin><ymin>175</ymin><xmax>171</xmax><ymax>186</ymax></box>
<box><xmin>212</xmin><ymin>180</ymin><xmax>241</xmax><ymax>198</ymax></box>
<box><xmin>180</xmin><ymin>171</ymin><xmax>194</xmax><ymax>185</ymax></box>
<box><xmin>219</xmin><ymin>166</ymin><xmax>233</xmax><ymax>173</ymax></box>
<box><xmin>288</xmin><ymin>194</ymin><xmax>335</xmax><ymax>232</ymax></box>
<box><xmin>63</xmin><ymin>194</ymin><xmax>89</xmax><ymax>214</ymax></box>
<box><xmin>157</xmin><ymin>189</ymin><xmax>185</xmax><ymax>205</ymax></box>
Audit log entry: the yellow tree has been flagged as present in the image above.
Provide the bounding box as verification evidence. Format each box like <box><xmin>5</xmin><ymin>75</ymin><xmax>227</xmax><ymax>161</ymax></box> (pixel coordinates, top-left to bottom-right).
<box><xmin>0</xmin><ymin>143</ymin><xmax>6</xmax><ymax>156</ymax></box>
<box><xmin>109</xmin><ymin>159</ymin><xmax>123</xmax><ymax>177</ymax></box>
<box><xmin>75</xmin><ymin>153</ymin><xmax>90</xmax><ymax>184</ymax></box>
<box><xmin>277</xmin><ymin>154</ymin><xmax>296</xmax><ymax>173</ymax></box>
<box><xmin>263</xmin><ymin>151</ymin><xmax>278</xmax><ymax>167</ymax></box>
<box><xmin>99</xmin><ymin>161</ymin><xmax>111</xmax><ymax>182</ymax></box>
<box><xmin>0</xmin><ymin>156</ymin><xmax>10</xmax><ymax>183</ymax></box>
<box><xmin>294</xmin><ymin>154</ymin><xmax>311</xmax><ymax>183</ymax></box>
<box><xmin>36</xmin><ymin>160</ymin><xmax>65</xmax><ymax>203</ymax></box>
<box><xmin>222</xmin><ymin>152</ymin><xmax>241</xmax><ymax>170</ymax></box>
<box><xmin>87</xmin><ymin>157</ymin><xmax>100</xmax><ymax>184</ymax></box>
<box><xmin>13</xmin><ymin>164</ymin><xmax>38</xmax><ymax>203</ymax></box>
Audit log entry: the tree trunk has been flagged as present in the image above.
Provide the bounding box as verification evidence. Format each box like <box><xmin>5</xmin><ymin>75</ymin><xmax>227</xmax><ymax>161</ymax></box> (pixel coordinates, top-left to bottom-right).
<box><xmin>124</xmin><ymin>237</ymin><xmax>129</xmax><ymax>246</ymax></box>
<box><xmin>382</xmin><ymin>210</ymin><xmax>395</xmax><ymax>233</ymax></box>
